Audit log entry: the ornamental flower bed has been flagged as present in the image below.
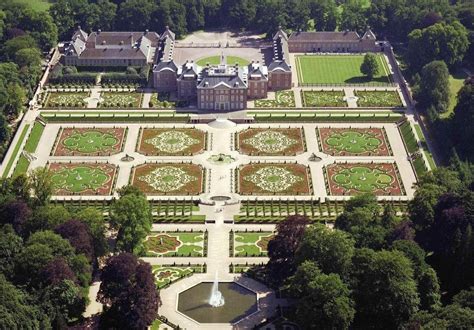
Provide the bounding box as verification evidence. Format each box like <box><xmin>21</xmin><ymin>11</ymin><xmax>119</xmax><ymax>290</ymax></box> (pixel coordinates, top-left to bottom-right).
<box><xmin>318</xmin><ymin>127</ymin><xmax>392</xmax><ymax>156</ymax></box>
<box><xmin>232</xmin><ymin>231</ymin><xmax>274</xmax><ymax>257</ymax></box>
<box><xmin>302</xmin><ymin>90</ymin><xmax>347</xmax><ymax>107</ymax></box>
<box><xmin>355</xmin><ymin>90</ymin><xmax>403</xmax><ymax>107</ymax></box>
<box><xmin>52</xmin><ymin>127</ymin><xmax>126</xmax><ymax>156</ymax></box>
<box><xmin>144</xmin><ymin>232</ymin><xmax>205</xmax><ymax>257</ymax></box>
<box><xmin>237</xmin><ymin>128</ymin><xmax>305</xmax><ymax>156</ymax></box>
<box><xmin>254</xmin><ymin>91</ymin><xmax>295</xmax><ymax>108</ymax></box>
<box><xmin>238</xmin><ymin>163</ymin><xmax>312</xmax><ymax>195</ymax></box>
<box><xmin>325</xmin><ymin>162</ymin><xmax>405</xmax><ymax>196</ymax></box>
<box><xmin>132</xmin><ymin>163</ymin><xmax>204</xmax><ymax>195</ymax></box>
<box><xmin>98</xmin><ymin>92</ymin><xmax>143</xmax><ymax>108</ymax></box>
<box><xmin>44</xmin><ymin>92</ymin><xmax>89</xmax><ymax>108</ymax></box>
<box><xmin>137</xmin><ymin>128</ymin><xmax>206</xmax><ymax>156</ymax></box>
<box><xmin>49</xmin><ymin>162</ymin><xmax>117</xmax><ymax>195</ymax></box>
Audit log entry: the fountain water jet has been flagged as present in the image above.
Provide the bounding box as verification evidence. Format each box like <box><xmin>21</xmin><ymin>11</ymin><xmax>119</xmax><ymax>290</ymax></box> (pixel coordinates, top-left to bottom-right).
<box><xmin>208</xmin><ymin>271</ymin><xmax>225</xmax><ymax>307</ymax></box>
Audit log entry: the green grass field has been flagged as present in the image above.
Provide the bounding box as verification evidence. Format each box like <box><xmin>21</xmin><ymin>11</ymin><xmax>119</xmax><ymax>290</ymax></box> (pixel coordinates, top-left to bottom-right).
<box><xmin>399</xmin><ymin>121</ymin><xmax>419</xmax><ymax>154</ymax></box>
<box><xmin>414</xmin><ymin>124</ymin><xmax>436</xmax><ymax>170</ymax></box>
<box><xmin>443</xmin><ymin>69</ymin><xmax>469</xmax><ymax>118</ymax></box>
<box><xmin>24</xmin><ymin>122</ymin><xmax>45</xmax><ymax>153</ymax></box>
<box><xmin>2</xmin><ymin>124</ymin><xmax>30</xmax><ymax>178</ymax></box>
<box><xmin>11</xmin><ymin>0</ymin><xmax>52</xmax><ymax>11</ymax></box>
<box><xmin>296</xmin><ymin>55</ymin><xmax>391</xmax><ymax>85</ymax></box>
<box><xmin>196</xmin><ymin>55</ymin><xmax>249</xmax><ymax>67</ymax></box>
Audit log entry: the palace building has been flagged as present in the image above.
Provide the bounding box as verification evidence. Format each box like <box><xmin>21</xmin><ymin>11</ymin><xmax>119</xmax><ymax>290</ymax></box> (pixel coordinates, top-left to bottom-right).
<box><xmin>62</xmin><ymin>26</ymin><xmax>379</xmax><ymax>111</ymax></box>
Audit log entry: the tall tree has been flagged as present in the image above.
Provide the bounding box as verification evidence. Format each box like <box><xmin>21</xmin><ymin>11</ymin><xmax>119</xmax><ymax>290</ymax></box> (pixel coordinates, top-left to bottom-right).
<box><xmin>98</xmin><ymin>253</ymin><xmax>159</xmax><ymax>329</ymax></box>
<box><xmin>360</xmin><ymin>53</ymin><xmax>380</xmax><ymax>79</ymax></box>
<box><xmin>289</xmin><ymin>261</ymin><xmax>355</xmax><ymax>329</ymax></box>
<box><xmin>55</xmin><ymin>220</ymin><xmax>95</xmax><ymax>263</ymax></box>
<box><xmin>267</xmin><ymin>215</ymin><xmax>309</xmax><ymax>286</ymax></box>
<box><xmin>453</xmin><ymin>84</ymin><xmax>474</xmax><ymax>162</ymax></box>
<box><xmin>29</xmin><ymin>167</ymin><xmax>54</xmax><ymax>207</ymax></box>
<box><xmin>415</xmin><ymin>60</ymin><xmax>450</xmax><ymax>118</ymax></box>
<box><xmin>109</xmin><ymin>187</ymin><xmax>152</xmax><ymax>253</ymax></box>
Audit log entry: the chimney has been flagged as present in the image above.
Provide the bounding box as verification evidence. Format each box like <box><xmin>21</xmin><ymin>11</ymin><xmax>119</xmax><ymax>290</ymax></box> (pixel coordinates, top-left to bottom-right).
<box><xmin>98</xmin><ymin>29</ymin><xmax>101</xmax><ymax>34</ymax></box>
<box><xmin>145</xmin><ymin>29</ymin><xmax>149</xmax><ymax>35</ymax></box>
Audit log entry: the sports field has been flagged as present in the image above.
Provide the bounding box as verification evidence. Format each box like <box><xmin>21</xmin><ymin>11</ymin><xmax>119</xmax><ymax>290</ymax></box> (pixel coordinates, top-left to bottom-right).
<box><xmin>296</xmin><ymin>55</ymin><xmax>391</xmax><ymax>85</ymax></box>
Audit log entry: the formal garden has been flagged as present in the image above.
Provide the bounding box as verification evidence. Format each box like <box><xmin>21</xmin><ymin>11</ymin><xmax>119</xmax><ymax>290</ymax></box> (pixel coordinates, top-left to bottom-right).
<box><xmin>296</xmin><ymin>55</ymin><xmax>391</xmax><ymax>85</ymax></box>
<box><xmin>325</xmin><ymin>162</ymin><xmax>405</xmax><ymax>196</ymax></box>
<box><xmin>148</xmin><ymin>93</ymin><xmax>177</xmax><ymax>109</ymax></box>
<box><xmin>49</xmin><ymin>162</ymin><xmax>117</xmax><ymax>195</ymax></box>
<box><xmin>230</xmin><ymin>230</ymin><xmax>274</xmax><ymax>257</ymax></box>
<box><xmin>43</xmin><ymin>91</ymin><xmax>89</xmax><ymax>108</ymax></box>
<box><xmin>137</xmin><ymin>128</ymin><xmax>206</xmax><ymax>156</ymax></box>
<box><xmin>152</xmin><ymin>265</ymin><xmax>206</xmax><ymax>289</ymax></box>
<box><xmin>355</xmin><ymin>90</ymin><xmax>403</xmax><ymax>107</ymax></box>
<box><xmin>254</xmin><ymin>91</ymin><xmax>295</xmax><ymax>108</ymax></box>
<box><xmin>237</xmin><ymin>128</ymin><xmax>305</xmax><ymax>156</ymax></box>
<box><xmin>238</xmin><ymin>163</ymin><xmax>312</xmax><ymax>195</ymax></box>
<box><xmin>318</xmin><ymin>127</ymin><xmax>392</xmax><ymax>156</ymax></box>
<box><xmin>132</xmin><ymin>163</ymin><xmax>204</xmax><ymax>196</ymax></box>
<box><xmin>144</xmin><ymin>231</ymin><xmax>207</xmax><ymax>257</ymax></box>
<box><xmin>52</xmin><ymin>127</ymin><xmax>127</xmax><ymax>156</ymax></box>
<box><xmin>98</xmin><ymin>91</ymin><xmax>143</xmax><ymax>108</ymax></box>
<box><xmin>302</xmin><ymin>90</ymin><xmax>347</xmax><ymax>107</ymax></box>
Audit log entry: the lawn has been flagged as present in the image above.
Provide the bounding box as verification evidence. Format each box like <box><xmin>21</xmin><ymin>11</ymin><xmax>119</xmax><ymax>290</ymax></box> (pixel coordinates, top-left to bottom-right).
<box><xmin>239</xmin><ymin>163</ymin><xmax>312</xmax><ymax>195</ymax></box>
<box><xmin>254</xmin><ymin>91</ymin><xmax>295</xmax><ymax>108</ymax></box>
<box><xmin>232</xmin><ymin>231</ymin><xmax>274</xmax><ymax>257</ymax></box>
<box><xmin>132</xmin><ymin>163</ymin><xmax>204</xmax><ymax>196</ymax></box>
<box><xmin>318</xmin><ymin>127</ymin><xmax>392</xmax><ymax>156</ymax></box>
<box><xmin>355</xmin><ymin>90</ymin><xmax>403</xmax><ymax>107</ymax></box>
<box><xmin>302</xmin><ymin>90</ymin><xmax>347</xmax><ymax>107</ymax></box>
<box><xmin>399</xmin><ymin>121</ymin><xmax>419</xmax><ymax>154</ymax></box>
<box><xmin>237</xmin><ymin>128</ymin><xmax>305</xmax><ymax>156</ymax></box>
<box><xmin>53</xmin><ymin>127</ymin><xmax>126</xmax><ymax>156</ymax></box>
<box><xmin>196</xmin><ymin>55</ymin><xmax>249</xmax><ymax>67</ymax></box>
<box><xmin>443</xmin><ymin>69</ymin><xmax>469</xmax><ymax>118</ymax></box>
<box><xmin>12</xmin><ymin>0</ymin><xmax>52</xmax><ymax>11</ymax></box>
<box><xmin>49</xmin><ymin>163</ymin><xmax>117</xmax><ymax>195</ymax></box>
<box><xmin>2</xmin><ymin>124</ymin><xmax>30</xmax><ymax>178</ymax></box>
<box><xmin>414</xmin><ymin>124</ymin><xmax>436</xmax><ymax>170</ymax></box>
<box><xmin>296</xmin><ymin>55</ymin><xmax>391</xmax><ymax>85</ymax></box>
<box><xmin>98</xmin><ymin>92</ymin><xmax>143</xmax><ymax>108</ymax></box>
<box><xmin>326</xmin><ymin>162</ymin><xmax>404</xmax><ymax>196</ymax></box>
<box><xmin>24</xmin><ymin>122</ymin><xmax>45</xmax><ymax>153</ymax></box>
<box><xmin>144</xmin><ymin>232</ymin><xmax>205</xmax><ymax>257</ymax></box>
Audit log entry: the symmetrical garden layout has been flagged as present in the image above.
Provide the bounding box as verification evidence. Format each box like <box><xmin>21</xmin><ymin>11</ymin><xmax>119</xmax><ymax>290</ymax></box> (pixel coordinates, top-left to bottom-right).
<box><xmin>52</xmin><ymin>127</ymin><xmax>126</xmax><ymax>156</ymax></box>
<box><xmin>231</xmin><ymin>231</ymin><xmax>274</xmax><ymax>257</ymax></box>
<box><xmin>237</xmin><ymin>128</ymin><xmax>305</xmax><ymax>156</ymax></box>
<box><xmin>144</xmin><ymin>231</ymin><xmax>206</xmax><ymax>257</ymax></box>
<box><xmin>137</xmin><ymin>128</ymin><xmax>206</xmax><ymax>156</ymax></box>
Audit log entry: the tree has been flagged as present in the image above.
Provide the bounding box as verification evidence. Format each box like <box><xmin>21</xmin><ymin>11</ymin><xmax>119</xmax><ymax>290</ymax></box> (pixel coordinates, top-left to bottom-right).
<box><xmin>55</xmin><ymin>220</ymin><xmax>95</xmax><ymax>262</ymax></box>
<box><xmin>0</xmin><ymin>113</ymin><xmax>11</xmax><ymax>146</ymax></box>
<box><xmin>289</xmin><ymin>261</ymin><xmax>355</xmax><ymax>329</ymax></box>
<box><xmin>0</xmin><ymin>200</ymin><xmax>31</xmax><ymax>236</ymax></box>
<box><xmin>116</xmin><ymin>0</ymin><xmax>157</xmax><ymax>31</ymax></box>
<box><xmin>98</xmin><ymin>253</ymin><xmax>159</xmax><ymax>329</ymax></box>
<box><xmin>360</xmin><ymin>53</ymin><xmax>380</xmax><ymax>79</ymax></box>
<box><xmin>415</xmin><ymin>60</ymin><xmax>450</xmax><ymax>117</ymax></box>
<box><xmin>4</xmin><ymin>83</ymin><xmax>26</xmax><ymax>117</ymax></box>
<box><xmin>266</xmin><ymin>215</ymin><xmax>309</xmax><ymax>286</ymax></box>
<box><xmin>296</xmin><ymin>224</ymin><xmax>355</xmax><ymax>277</ymax></box>
<box><xmin>41</xmin><ymin>279</ymin><xmax>86</xmax><ymax>325</ymax></box>
<box><xmin>408</xmin><ymin>21</ymin><xmax>469</xmax><ymax>71</ymax></box>
<box><xmin>14</xmin><ymin>48</ymin><xmax>42</xmax><ymax>69</ymax></box>
<box><xmin>0</xmin><ymin>226</ymin><xmax>23</xmax><ymax>279</ymax></box>
<box><xmin>14</xmin><ymin>243</ymin><xmax>54</xmax><ymax>286</ymax></box>
<box><xmin>41</xmin><ymin>257</ymin><xmax>77</xmax><ymax>286</ymax></box>
<box><xmin>2</xmin><ymin>35</ymin><xmax>37</xmax><ymax>61</ymax></box>
<box><xmin>340</xmin><ymin>0</ymin><xmax>368</xmax><ymax>34</ymax></box>
<box><xmin>75</xmin><ymin>207</ymin><xmax>108</xmax><ymax>258</ymax></box>
<box><xmin>453</xmin><ymin>84</ymin><xmax>474</xmax><ymax>162</ymax></box>
<box><xmin>29</xmin><ymin>167</ymin><xmax>54</xmax><ymax>206</ymax></box>
<box><xmin>110</xmin><ymin>187</ymin><xmax>152</xmax><ymax>253</ymax></box>
<box><xmin>27</xmin><ymin>205</ymin><xmax>70</xmax><ymax>233</ymax></box>
<box><xmin>0</xmin><ymin>274</ymin><xmax>49</xmax><ymax>329</ymax></box>
<box><xmin>350</xmin><ymin>248</ymin><xmax>419</xmax><ymax>328</ymax></box>
<box><xmin>311</xmin><ymin>0</ymin><xmax>339</xmax><ymax>31</ymax></box>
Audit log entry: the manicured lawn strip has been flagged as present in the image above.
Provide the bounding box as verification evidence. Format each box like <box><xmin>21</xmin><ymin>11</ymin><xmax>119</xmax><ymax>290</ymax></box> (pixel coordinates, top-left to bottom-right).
<box><xmin>302</xmin><ymin>90</ymin><xmax>347</xmax><ymax>107</ymax></box>
<box><xmin>413</xmin><ymin>157</ymin><xmax>428</xmax><ymax>178</ymax></box>
<box><xmin>2</xmin><ymin>124</ymin><xmax>30</xmax><ymax>178</ymax></box>
<box><xmin>12</xmin><ymin>155</ymin><xmax>30</xmax><ymax>177</ymax></box>
<box><xmin>237</xmin><ymin>128</ymin><xmax>305</xmax><ymax>156</ymax></box>
<box><xmin>355</xmin><ymin>90</ymin><xmax>403</xmax><ymax>107</ymax></box>
<box><xmin>296</xmin><ymin>55</ymin><xmax>390</xmax><ymax>85</ymax></box>
<box><xmin>196</xmin><ymin>55</ymin><xmax>249</xmax><ymax>66</ymax></box>
<box><xmin>250</xmin><ymin>111</ymin><xmax>403</xmax><ymax>123</ymax></box>
<box><xmin>399</xmin><ymin>121</ymin><xmax>419</xmax><ymax>154</ymax></box>
<box><xmin>414</xmin><ymin>124</ymin><xmax>436</xmax><ymax>169</ymax></box>
<box><xmin>24</xmin><ymin>122</ymin><xmax>45</xmax><ymax>153</ymax></box>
